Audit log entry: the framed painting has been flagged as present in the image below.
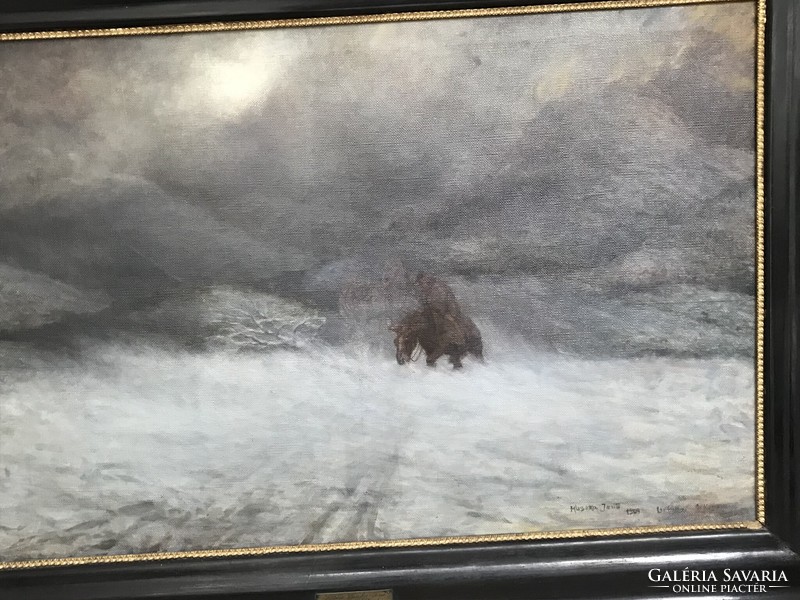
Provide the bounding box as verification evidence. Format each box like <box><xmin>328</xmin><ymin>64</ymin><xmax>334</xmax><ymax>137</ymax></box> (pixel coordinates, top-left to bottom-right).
<box><xmin>0</xmin><ymin>0</ymin><xmax>797</xmax><ymax>598</ymax></box>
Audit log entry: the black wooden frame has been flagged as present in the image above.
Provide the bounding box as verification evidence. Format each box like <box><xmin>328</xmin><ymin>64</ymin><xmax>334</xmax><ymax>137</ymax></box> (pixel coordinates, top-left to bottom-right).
<box><xmin>0</xmin><ymin>0</ymin><xmax>797</xmax><ymax>598</ymax></box>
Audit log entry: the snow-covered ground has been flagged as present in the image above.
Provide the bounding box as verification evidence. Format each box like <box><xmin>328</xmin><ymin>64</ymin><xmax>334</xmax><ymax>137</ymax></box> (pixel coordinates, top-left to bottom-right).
<box><xmin>0</xmin><ymin>333</ymin><xmax>754</xmax><ymax>562</ymax></box>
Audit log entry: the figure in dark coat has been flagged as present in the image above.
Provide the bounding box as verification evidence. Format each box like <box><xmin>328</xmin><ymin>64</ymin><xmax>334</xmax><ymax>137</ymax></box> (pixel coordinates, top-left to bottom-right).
<box><xmin>414</xmin><ymin>272</ymin><xmax>463</xmax><ymax>318</ymax></box>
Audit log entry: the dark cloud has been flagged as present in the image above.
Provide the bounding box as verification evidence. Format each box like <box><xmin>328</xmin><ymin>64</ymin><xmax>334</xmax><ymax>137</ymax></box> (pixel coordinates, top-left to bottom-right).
<box><xmin>0</xmin><ymin>3</ymin><xmax>756</xmax><ymax>347</ymax></box>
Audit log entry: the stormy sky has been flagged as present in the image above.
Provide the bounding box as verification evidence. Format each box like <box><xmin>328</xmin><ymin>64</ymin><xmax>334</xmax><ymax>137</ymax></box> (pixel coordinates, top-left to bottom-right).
<box><xmin>0</xmin><ymin>2</ymin><xmax>756</xmax><ymax>314</ymax></box>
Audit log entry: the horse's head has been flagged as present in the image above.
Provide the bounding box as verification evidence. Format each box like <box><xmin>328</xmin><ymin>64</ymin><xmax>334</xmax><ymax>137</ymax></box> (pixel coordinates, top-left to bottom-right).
<box><xmin>389</xmin><ymin>322</ymin><xmax>417</xmax><ymax>365</ymax></box>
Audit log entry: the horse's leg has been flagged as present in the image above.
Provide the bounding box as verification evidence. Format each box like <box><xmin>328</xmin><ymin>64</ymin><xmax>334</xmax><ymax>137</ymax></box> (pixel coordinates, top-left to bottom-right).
<box><xmin>425</xmin><ymin>345</ymin><xmax>446</xmax><ymax>367</ymax></box>
<box><xmin>448</xmin><ymin>353</ymin><xmax>464</xmax><ymax>369</ymax></box>
<box><xmin>471</xmin><ymin>343</ymin><xmax>485</xmax><ymax>363</ymax></box>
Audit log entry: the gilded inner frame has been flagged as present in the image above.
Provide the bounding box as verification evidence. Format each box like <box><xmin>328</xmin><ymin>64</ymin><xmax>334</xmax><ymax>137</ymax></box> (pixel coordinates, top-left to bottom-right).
<box><xmin>0</xmin><ymin>0</ymin><xmax>765</xmax><ymax>569</ymax></box>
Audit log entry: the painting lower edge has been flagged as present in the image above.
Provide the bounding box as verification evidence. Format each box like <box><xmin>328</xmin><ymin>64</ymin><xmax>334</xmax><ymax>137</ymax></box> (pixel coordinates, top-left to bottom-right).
<box><xmin>0</xmin><ymin>521</ymin><xmax>763</xmax><ymax>570</ymax></box>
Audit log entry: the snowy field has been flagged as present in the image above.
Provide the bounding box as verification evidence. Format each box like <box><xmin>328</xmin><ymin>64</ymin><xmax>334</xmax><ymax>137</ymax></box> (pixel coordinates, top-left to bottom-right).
<box><xmin>0</xmin><ymin>333</ymin><xmax>755</xmax><ymax>562</ymax></box>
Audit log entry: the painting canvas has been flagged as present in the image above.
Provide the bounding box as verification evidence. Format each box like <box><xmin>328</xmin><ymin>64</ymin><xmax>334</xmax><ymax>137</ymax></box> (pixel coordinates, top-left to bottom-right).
<box><xmin>0</xmin><ymin>0</ymin><xmax>759</xmax><ymax>565</ymax></box>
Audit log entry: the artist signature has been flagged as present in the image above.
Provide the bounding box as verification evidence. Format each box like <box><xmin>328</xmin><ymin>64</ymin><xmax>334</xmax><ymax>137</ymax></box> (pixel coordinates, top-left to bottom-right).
<box><xmin>567</xmin><ymin>503</ymin><xmax>726</xmax><ymax>516</ymax></box>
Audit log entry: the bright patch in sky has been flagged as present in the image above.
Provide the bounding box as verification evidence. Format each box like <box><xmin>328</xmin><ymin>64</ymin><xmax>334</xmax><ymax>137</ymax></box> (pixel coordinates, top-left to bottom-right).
<box><xmin>204</xmin><ymin>60</ymin><xmax>272</xmax><ymax>117</ymax></box>
<box><xmin>180</xmin><ymin>44</ymin><xmax>292</xmax><ymax>119</ymax></box>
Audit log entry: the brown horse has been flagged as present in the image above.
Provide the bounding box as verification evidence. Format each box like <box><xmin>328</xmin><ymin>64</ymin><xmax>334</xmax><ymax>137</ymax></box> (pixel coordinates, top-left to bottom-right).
<box><xmin>389</xmin><ymin>308</ymin><xmax>483</xmax><ymax>369</ymax></box>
